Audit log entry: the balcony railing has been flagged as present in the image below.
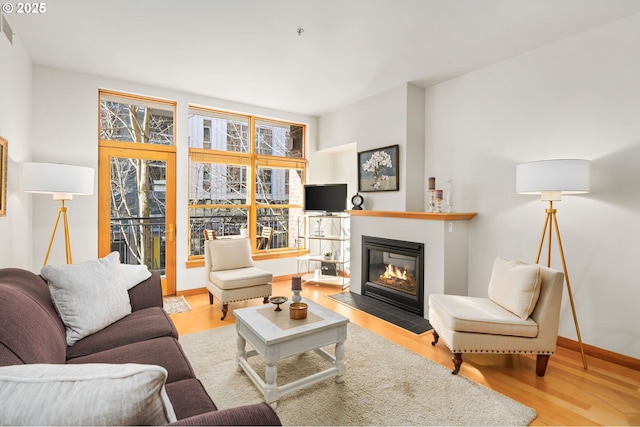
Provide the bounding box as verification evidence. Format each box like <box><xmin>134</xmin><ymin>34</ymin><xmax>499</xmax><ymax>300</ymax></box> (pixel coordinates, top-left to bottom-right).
<box><xmin>190</xmin><ymin>214</ymin><xmax>294</xmax><ymax>256</ymax></box>
<box><xmin>110</xmin><ymin>217</ymin><xmax>166</xmax><ymax>274</ymax></box>
<box><xmin>111</xmin><ymin>214</ymin><xmax>300</xmax><ymax>263</ymax></box>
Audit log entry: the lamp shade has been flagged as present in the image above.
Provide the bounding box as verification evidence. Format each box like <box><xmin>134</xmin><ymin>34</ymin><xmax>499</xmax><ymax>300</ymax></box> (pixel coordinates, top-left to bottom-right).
<box><xmin>22</xmin><ymin>162</ymin><xmax>94</xmax><ymax>200</ymax></box>
<box><xmin>516</xmin><ymin>159</ymin><xmax>590</xmax><ymax>197</ymax></box>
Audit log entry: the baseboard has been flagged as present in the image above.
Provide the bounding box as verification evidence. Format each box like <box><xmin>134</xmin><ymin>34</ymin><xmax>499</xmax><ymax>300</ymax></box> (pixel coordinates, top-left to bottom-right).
<box><xmin>557</xmin><ymin>336</ymin><xmax>640</xmax><ymax>371</ymax></box>
<box><xmin>176</xmin><ymin>287</ymin><xmax>207</xmax><ymax>297</ymax></box>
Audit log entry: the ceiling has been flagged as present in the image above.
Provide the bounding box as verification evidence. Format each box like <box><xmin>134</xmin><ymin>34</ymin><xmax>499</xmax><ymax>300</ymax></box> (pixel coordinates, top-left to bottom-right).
<box><xmin>7</xmin><ymin>0</ymin><xmax>640</xmax><ymax>116</ymax></box>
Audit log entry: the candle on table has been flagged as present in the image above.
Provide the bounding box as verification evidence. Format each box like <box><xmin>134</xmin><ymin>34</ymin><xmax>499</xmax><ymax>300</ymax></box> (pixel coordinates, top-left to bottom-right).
<box><xmin>428</xmin><ymin>177</ymin><xmax>436</xmax><ymax>191</ymax></box>
<box><xmin>436</xmin><ymin>189</ymin><xmax>443</xmax><ymax>200</ymax></box>
<box><xmin>291</xmin><ymin>276</ymin><xmax>302</xmax><ymax>290</ymax></box>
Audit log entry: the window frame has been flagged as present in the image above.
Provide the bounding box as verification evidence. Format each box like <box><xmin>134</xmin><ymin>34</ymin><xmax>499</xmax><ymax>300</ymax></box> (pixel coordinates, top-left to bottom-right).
<box><xmin>187</xmin><ymin>106</ymin><xmax>307</xmax><ymax>266</ymax></box>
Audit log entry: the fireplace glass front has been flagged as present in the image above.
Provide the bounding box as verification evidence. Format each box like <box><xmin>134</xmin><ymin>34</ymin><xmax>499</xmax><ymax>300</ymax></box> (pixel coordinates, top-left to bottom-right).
<box><xmin>368</xmin><ymin>251</ymin><xmax>417</xmax><ymax>296</ymax></box>
<box><xmin>362</xmin><ymin>236</ymin><xmax>424</xmax><ymax>316</ymax></box>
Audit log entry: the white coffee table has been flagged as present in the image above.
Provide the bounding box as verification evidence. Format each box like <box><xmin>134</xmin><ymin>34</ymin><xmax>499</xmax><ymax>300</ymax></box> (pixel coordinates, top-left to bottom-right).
<box><xmin>234</xmin><ymin>298</ymin><xmax>349</xmax><ymax>408</ymax></box>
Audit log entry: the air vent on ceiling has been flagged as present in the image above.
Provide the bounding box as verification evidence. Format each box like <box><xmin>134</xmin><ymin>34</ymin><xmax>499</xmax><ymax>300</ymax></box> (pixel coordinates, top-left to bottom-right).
<box><xmin>1</xmin><ymin>12</ymin><xmax>13</xmax><ymax>45</ymax></box>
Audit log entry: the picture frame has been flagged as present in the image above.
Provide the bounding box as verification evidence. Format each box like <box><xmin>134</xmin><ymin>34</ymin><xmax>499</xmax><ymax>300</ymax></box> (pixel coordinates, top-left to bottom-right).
<box><xmin>0</xmin><ymin>136</ymin><xmax>6</xmax><ymax>216</ymax></box>
<box><xmin>357</xmin><ymin>144</ymin><xmax>399</xmax><ymax>192</ymax></box>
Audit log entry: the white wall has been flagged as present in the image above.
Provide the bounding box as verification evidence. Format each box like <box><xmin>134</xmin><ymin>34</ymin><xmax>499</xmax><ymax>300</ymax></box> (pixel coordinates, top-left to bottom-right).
<box><xmin>318</xmin><ymin>83</ymin><xmax>425</xmax><ymax>211</ymax></box>
<box><xmin>0</xmin><ymin>31</ymin><xmax>32</xmax><ymax>269</ymax></box>
<box><xmin>30</xmin><ymin>66</ymin><xmax>318</xmax><ymax>291</ymax></box>
<box><xmin>405</xmin><ymin>84</ymin><xmax>426</xmax><ymax>212</ymax></box>
<box><xmin>423</xmin><ymin>14</ymin><xmax>640</xmax><ymax>359</ymax></box>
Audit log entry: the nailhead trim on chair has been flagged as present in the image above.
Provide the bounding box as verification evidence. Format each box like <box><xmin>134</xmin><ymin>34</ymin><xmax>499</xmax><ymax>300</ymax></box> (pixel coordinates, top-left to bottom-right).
<box><xmin>454</xmin><ymin>350</ymin><xmax>555</xmax><ymax>354</ymax></box>
<box><xmin>218</xmin><ymin>294</ymin><xmax>272</xmax><ymax>304</ymax></box>
<box><xmin>433</xmin><ymin>328</ymin><xmax>554</xmax><ymax>355</ymax></box>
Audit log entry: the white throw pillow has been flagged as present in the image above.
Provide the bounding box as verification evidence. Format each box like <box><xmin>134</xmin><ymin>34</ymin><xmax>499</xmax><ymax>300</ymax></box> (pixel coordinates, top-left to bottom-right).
<box><xmin>41</xmin><ymin>252</ymin><xmax>132</xmax><ymax>346</ymax></box>
<box><xmin>0</xmin><ymin>363</ymin><xmax>177</xmax><ymax>425</ymax></box>
<box><xmin>207</xmin><ymin>238</ymin><xmax>255</xmax><ymax>271</ymax></box>
<box><xmin>487</xmin><ymin>256</ymin><xmax>542</xmax><ymax>320</ymax></box>
<box><xmin>120</xmin><ymin>263</ymin><xmax>152</xmax><ymax>290</ymax></box>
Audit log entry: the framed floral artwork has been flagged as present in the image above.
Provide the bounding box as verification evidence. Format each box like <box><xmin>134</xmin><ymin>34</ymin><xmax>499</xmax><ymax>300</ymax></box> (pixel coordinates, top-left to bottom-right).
<box><xmin>357</xmin><ymin>144</ymin><xmax>399</xmax><ymax>192</ymax></box>
<box><xmin>0</xmin><ymin>136</ymin><xmax>6</xmax><ymax>216</ymax></box>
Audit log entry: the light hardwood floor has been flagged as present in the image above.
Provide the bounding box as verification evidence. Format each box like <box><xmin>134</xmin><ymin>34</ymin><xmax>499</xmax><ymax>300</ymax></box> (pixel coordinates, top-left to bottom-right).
<box><xmin>170</xmin><ymin>280</ymin><xmax>640</xmax><ymax>426</ymax></box>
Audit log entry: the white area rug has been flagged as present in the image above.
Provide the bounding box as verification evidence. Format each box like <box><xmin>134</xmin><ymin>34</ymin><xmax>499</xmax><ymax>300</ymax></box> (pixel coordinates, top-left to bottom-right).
<box><xmin>179</xmin><ymin>323</ymin><xmax>536</xmax><ymax>426</ymax></box>
<box><xmin>163</xmin><ymin>296</ymin><xmax>192</xmax><ymax>314</ymax></box>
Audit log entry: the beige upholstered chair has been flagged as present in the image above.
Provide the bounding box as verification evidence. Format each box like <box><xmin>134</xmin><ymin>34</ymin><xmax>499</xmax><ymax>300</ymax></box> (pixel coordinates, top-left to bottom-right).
<box><xmin>429</xmin><ymin>257</ymin><xmax>564</xmax><ymax>376</ymax></box>
<box><xmin>204</xmin><ymin>238</ymin><xmax>272</xmax><ymax>320</ymax></box>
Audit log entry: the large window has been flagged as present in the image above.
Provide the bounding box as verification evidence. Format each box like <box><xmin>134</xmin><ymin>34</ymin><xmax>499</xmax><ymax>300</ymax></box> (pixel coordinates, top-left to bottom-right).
<box><xmin>188</xmin><ymin>107</ymin><xmax>306</xmax><ymax>259</ymax></box>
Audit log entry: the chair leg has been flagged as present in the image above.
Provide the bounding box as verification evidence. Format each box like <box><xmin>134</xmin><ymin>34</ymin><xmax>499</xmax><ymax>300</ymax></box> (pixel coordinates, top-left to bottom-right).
<box><xmin>221</xmin><ymin>304</ymin><xmax>229</xmax><ymax>321</ymax></box>
<box><xmin>263</xmin><ymin>296</ymin><xmax>269</xmax><ymax>304</ymax></box>
<box><xmin>536</xmin><ymin>354</ymin><xmax>550</xmax><ymax>376</ymax></box>
<box><xmin>431</xmin><ymin>330</ymin><xmax>439</xmax><ymax>346</ymax></box>
<box><xmin>452</xmin><ymin>353</ymin><xmax>463</xmax><ymax>375</ymax></box>
<box><xmin>208</xmin><ymin>292</ymin><xmax>213</xmax><ymax>305</ymax></box>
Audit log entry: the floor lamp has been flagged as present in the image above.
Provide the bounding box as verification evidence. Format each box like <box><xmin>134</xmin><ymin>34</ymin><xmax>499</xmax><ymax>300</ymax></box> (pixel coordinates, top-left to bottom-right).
<box><xmin>516</xmin><ymin>159</ymin><xmax>589</xmax><ymax>369</ymax></box>
<box><xmin>22</xmin><ymin>162</ymin><xmax>94</xmax><ymax>265</ymax></box>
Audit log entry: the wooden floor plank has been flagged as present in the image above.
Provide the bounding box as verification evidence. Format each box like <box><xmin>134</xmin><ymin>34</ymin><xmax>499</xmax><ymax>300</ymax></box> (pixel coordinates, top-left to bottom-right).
<box><xmin>172</xmin><ymin>280</ymin><xmax>640</xmax><ymax>426</ymax></box>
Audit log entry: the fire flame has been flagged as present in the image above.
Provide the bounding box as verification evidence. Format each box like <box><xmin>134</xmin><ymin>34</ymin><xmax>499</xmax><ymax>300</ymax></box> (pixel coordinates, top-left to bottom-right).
<box><xmin>378</xmin><ymin>263</ymin><xmax>416</xmax><ymax>293</ymax></box>
<box><xmin>383</xmin><ymin>264</ymin><xmax>408</xmax><ymax>281</ymax></box>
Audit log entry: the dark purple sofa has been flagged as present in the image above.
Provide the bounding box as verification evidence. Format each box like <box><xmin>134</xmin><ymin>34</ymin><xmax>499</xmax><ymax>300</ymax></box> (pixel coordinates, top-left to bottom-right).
<box><xmin>0</xmin><ymin>267</ymin><xmax>280</xmax><ymax>426</ymax></box>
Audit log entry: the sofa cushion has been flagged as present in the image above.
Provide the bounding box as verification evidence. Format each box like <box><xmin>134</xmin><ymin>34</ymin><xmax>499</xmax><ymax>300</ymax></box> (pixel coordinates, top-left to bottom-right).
<box><xmin>165</xmin><ymin>378</ymin><xmax>218</xmax><ymax>420</ymax></box>
<box><xmin>487</xmin><ymin>257</ymin><xmax>542</xmax><ymax>320</ymax></box>
<box><xmin>41</xmin><ymin>252</ymin><xmax>132</xmax><ymax>346</ymax></box>
<box><xmin>207</xmin><ymin>238</ymin><xmax>255</xmax><ymax>271</ymax></box>
<box><xmin>68</xmin><ymin>336</ymin><xmax>195</xmax><ymax>384</ymax></box>
<box><xmin>128</xmin><ymin>271</ymin><xmax>164</xmax><ymax>311</ymax></box>
<box><xmin>429</xmin><ymin>294</ymin><xmax>539</xmax><ymax>338</ymax></box>
<box><xmin>66</xmin><ymin>307</ymin><xmax>179</xmax><ymax>360</ymax></box>
<box><xmin>209</xmin><ymin>267</ymin><xmax>273</xmax><ymax>290</ymax></box>
<box><xmin>170</xmin><ymin>404</ymin><xmax>282</xmax><ymax>426</ymax></box>
<box><xmin>0</xmin><ymin>363</ymin><xmax>177</xmax><ymax>425</ymax></box>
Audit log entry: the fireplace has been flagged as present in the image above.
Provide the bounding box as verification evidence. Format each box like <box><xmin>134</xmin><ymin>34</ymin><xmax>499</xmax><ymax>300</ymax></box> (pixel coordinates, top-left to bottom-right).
<box><xmin>361</xmin><ymin>235</ymin><xmax>424</xmax><ymax>316</ymax></box>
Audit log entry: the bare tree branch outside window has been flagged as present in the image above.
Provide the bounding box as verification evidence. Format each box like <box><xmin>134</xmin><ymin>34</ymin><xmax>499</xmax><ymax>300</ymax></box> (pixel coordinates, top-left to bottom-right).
<box><xmin>100</xmin><ymin>98</ymin><xmax>174</xmax><ymax>270</ymax></box>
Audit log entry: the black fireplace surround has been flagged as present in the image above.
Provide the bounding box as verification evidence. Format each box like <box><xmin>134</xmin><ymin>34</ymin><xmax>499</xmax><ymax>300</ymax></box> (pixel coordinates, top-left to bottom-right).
<box><xmin>361</xmin><ymin>235</ymin><xmax>424</xmax><ymax>316</ymax></box>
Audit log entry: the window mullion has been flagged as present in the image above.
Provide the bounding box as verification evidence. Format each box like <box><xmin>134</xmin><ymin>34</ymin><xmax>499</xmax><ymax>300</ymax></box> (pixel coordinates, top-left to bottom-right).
<box><xmin>249</xmin><ymin>116</ymin><xmax>257</xmax><ymax>252</ymax></box>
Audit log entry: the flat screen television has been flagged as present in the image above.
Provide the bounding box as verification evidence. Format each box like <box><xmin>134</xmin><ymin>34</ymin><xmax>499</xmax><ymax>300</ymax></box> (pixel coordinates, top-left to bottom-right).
<box><xmin>303</xmin><ymin>184</ymin><xmax>347</xmax><ymax>214</ymax></box>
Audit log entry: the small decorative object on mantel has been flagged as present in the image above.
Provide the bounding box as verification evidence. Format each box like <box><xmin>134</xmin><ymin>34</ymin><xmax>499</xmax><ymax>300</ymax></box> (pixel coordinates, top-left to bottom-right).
<box><xmin>435</xmin><ymin>189</ymin><xmax>443</xmax><ymax>213</ymax></box>
<box><xmin>358</xmin><ymin>145</ymin><xmax>399</xmax><ymax>192</ymax></box>
<box><xmin>428</xmin><ymin>176</ymin><xmax>437</xmax><ymax>212</ymax></box>
<box><xmin>323</xmin><ymin>251</ymin><xmax>333</xmax><ymax>260</ymax></box>
<box><xmin>351</xmin><ymin>193</ymin><xmax>364</xmax><ymax>210</ymax></box>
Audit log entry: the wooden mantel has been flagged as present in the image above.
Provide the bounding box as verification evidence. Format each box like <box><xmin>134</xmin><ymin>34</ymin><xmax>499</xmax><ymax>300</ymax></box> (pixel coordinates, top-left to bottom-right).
<box><xmin>347</xmin><ymin>210</ymin><xmax>477</xmax><ymax>221</ymax></box>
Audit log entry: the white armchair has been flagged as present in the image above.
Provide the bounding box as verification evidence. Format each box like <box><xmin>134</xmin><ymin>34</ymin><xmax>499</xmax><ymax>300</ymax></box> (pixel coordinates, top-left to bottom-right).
<box><xmin>204</xmin><ymin>238</ymin><xmax>273</xmax><ymax>320</ymax></box>
<box><xmin>429</xmin><ymin>257</ymin><xmax>564</xmax><ymax>376</ymax></box>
